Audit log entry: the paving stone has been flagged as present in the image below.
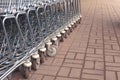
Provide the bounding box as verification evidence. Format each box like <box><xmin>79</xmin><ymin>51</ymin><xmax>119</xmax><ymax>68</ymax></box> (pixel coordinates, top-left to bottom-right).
<box><xmin>69</xmin><ymin>68</ymin><xmax>81</xmax><ymax>78</ymax></box>
<box><xmin>42</xmin><ymin>76</ymin><xmax>55</xmax><ymax>80</ymax></box>
<box><xmin>55</xmin><ymin>77</ymin><xmax>79</xmax><ymax>80</ymax></box>
<box><xmin>58</xmin><ymin>67</ymin><xmax>71</xmax><ymax>77</ymax></box>
<box><xmin>106</xmin><ymin>71</ymin><xmax>117</xmax><ymax>80</ymax></box>
<box><xmin>84</xmin><ymin>61</ymin><xmax>94</xmax><ymax>69</ymax></box>
<box><xmin>29</xmin><ymin>74</ymin><xmax>43</xmax><ymax>80</ymax></box>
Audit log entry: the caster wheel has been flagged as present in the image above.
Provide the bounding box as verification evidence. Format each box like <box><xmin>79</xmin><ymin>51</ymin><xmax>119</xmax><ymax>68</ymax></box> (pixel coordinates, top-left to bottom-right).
<box><xmin>38</xmin><ymin>48</ymin><xmax>46</xmax><ymax>64</ymax></box>
<box><xmin>56</xmin><ymin>33</ymin><xmax>62</xmax><ymax>43</ymax></box>
<box><xmin>57</xmin><ymin>34</ymin><xmax>63</xmax><ymax>42</ymax></box>
<box><xmin>23</xmin><ymin>67</ymin><xmax>30</xmax><ymax>79</ymax></box>
<box><xmin>64</xmin><ymin>33</ymin><xmax>67</xmax><ymax>38</ymax></box>
<box><xmin>47</xmin><ymin>46</ymin><xmax>57</xmax><ymax>57</ymax></box>
<box><xmin>51</xmin><ymin>37</ymin><xmax>59</xmax><ymax>46</ymax></box>
<box><xmin>46</xmin><ymin>40</ymin><xmax>58</xmax><ymax>57</ymax></box>
<box><xmin>63</xmin><ymin>29</ymin><xmax>68</xmax><ymax>38</ymax></box>
<box><xmin>78</xmin><ymin>18</ymin><xmax>82</xmax><ymax>24</ymax></box>
<box><xmin>71</xmin><ymin>23</ymin><xmax>75</xmax><ymax>29</ymax></box>
<box><xmin>75</xmin><ymin>22</ymin><xmax>77</xmax><ymax>27</ymax></box>
<box><xmin>66</xmin><ymin>27</ymin><xmax>70</xmax><ymax>35</ymax></box>
<box><xmin>31</xmin><ymin>59</ymin><xmax>39</xmax><ymax>70</ymax></box>
<box><xmin>40</xmin><ymin>53</ymin><xmax>45</xmax><ymax>63</ymax></box>
<box><xmin>73</xmin><ymin>21</ymin><xmax>77</xmax><ymax>28</ymax></box>
<box><xmin>31</xmin><ymin>53</ymin><xmax>40</xmax><ymax>70</ymax></box>
<box><xmin>60</xmin><ymin>35</ymin><xmax>64</xmax><ymax>42</ymax></box>
<box><xmin>47</xmin><ymin>38</ymin><xmax>58</xmax><ymax>57</ymax></box>
<box><xmin>68</xmin><ymin>25</ymin><xmax>72</xmax><ymax>32</ymax></box>
<box><xmin>78</xmin><ymin>15</ymin><xmax>82</xmax><ymax>24</ymax></box>
<box><xmin>60</xmin><ymin>37</ymin><xmax>63</xmax><ymax>42</ymax></box>
<box><xmin>71</xmin><ymin>25</ymin><xmax>74</xmax><ymax>30</ymax></box>
<box><xmin>60</xmin><ymin>30</ymin><xmax>66</xmax><ymax>41</ymax></box>
<box><xmin>63</xmin><ymin>30</ymin><xmax>67</xmax><ymax>38</ymax></box>
<box><xmin>22</xmin><ymin>60</ymin><xmax>32</xmax><ymax>79</ymax></box>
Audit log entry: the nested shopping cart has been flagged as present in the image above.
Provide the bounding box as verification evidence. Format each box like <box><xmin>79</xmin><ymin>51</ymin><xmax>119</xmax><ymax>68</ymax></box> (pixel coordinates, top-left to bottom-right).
<box><xmin>0</xmin><ymin>0</ymin><xmax>82</xmax><ymax>80</ymax></box>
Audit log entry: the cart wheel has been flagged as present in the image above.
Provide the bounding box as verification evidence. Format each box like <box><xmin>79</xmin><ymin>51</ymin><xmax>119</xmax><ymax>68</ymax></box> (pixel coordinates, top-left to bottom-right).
<box><xmin>64</xmin><ymin>27</ymin><xmax>69</xmax><ymax>36</ymax></box>
<box><xmin>64</xmin><ymin>32</ymin><xmax>67</xmax><ymax>38</ymax></box>
<box><xmin>22</xmin><ymin>60</ymin><xmax>32</xmax><ymax>79</ymax></box>
<box><xmin>40</xmin><ymin>52</ymin><xmax>45</xmax><ymax>63</ymax></box>
<box><xmin>57</xmin><ymin>33</ymin><xmax>64</xmax><ymax>42</ymax></box>
<box><xmin>78</xmin><ymin>15</ymin><xmax>82</xmax><ymax>24</ymax></box>
<box><xmin>23</xmin><ymin>67</ymin><xmax>30</xmax><ymax>79</ymax></box>
<box><xmin>38</xmin><ymin>49</ymin><xmax>46</xmax><ymax>64</ymax></box>
<box><xmin>51</xmin><ymin>37</ymin><xmax>59</xmax><ymax>46</ymax></box>
<box><xmin>67</xmin><ymin>27</ymin><xmax>70</xmax><ymax>35</ymax></box>
<box><xmin>79</xmin><ymin>18</ymin><xmax>82</xmax><ymax>24</ymax></box>
<box><xmin>74</xmin><ymin>23</ymin><xmax>77</xmax><ymax>28</ymax></box>
<box><xmin>68</xmin><ymin>26</ymin><xmax>72</xmax><ymax>32</ymax></box>
<box><xmin>47</xmin><ymin>46</ymin><xmax>57</xmax><ymax>57</ymax></box>
<box><xmin>32</xmin><ymin>59</ymin><xmax>37</xmax><ymax>70</ymax></box>
<box><xmin>60</xmin><ymin>35</ymin><xmax>64</xmax><ymax>42</ymax></box>
<box><xmin>31</xmin><ymin>53</ymin><xmax>40</xmax><ymax>70</ymax></box>
<box><xmin>71</xmin><ymin>25</ymin><xmax>74</xmax><ymax>30</ymax></box>
<box><xmin>73</xmin><ymin>21</ymin><xmax>77</xmax><ymax>28</ymax></box>
<box><xmin>57</xmin><ymin>35</ymin><xmax>63</xmax><ymax>42</ymax></box>
<box><xmin>60</xmin><ymin>31</ymin><xmax>66</xmax><ymax>42</ymax></box>
<box><xmin>62</xmin><ymin>29</ymin><xmax>67</xmax><ymax>38</ymax></box>
<box><xmin>46</xmin><ymin>41</ymin><xmax>57</xmax><ymax>57</ymax></box>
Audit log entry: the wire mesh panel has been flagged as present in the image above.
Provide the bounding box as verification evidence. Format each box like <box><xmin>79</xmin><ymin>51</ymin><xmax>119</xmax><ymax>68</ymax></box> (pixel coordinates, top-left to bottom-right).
<box><xmin>0</xmin><ymin>17</ymin><xmax>12</xmax><ymax>77</ymax></box>
<box><xmin>49</xmin><ymin>3</ymin><xmax>56</xmax><ymax>33</ymax></box>
<box><xmin>15</xmin><ymin>12</ymin><xmax>35</xmax><ymax>49</ymax></box>
<box><xmin>56</xmin><ymin>2</ymin><xmax>62</xmax><ymax>29</ymax></box>
<box><xmin>60</xmin><ymin>1</ymin><xmax>66</xmax><ymax>27</ymax></box>
<box><xmin>3</xmin><ymin>17</ymin><xmax>26</xmax><ymax>60</ymax></box>
<box><xmin>26</xmin><ymin>7</ymin><xmax>42</xmax><ymax>46</ymax></box>
<box><xmin>44</xmin><ymin>4</ymin><xmax>52</xmax><ymax>35</ymax></box>
<box><xmin>37</xmin><ymin>5</ymin><xmax>48</xmax><ymax>40</ymax></box>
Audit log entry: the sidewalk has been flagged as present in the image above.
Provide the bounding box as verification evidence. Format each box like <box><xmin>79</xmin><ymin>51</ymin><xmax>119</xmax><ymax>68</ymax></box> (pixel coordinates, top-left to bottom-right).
<box><xmin>14</xmin><ymin>0</ymin><xmax>120</xmax><ymax>80</ymax></box>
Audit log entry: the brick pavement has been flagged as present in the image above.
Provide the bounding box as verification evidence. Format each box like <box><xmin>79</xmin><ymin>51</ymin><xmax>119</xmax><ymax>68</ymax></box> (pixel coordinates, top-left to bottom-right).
<box><xmin>13</xmin><ymin>0</ymin><xmax>120</xmax><ymax>80</ymax></box>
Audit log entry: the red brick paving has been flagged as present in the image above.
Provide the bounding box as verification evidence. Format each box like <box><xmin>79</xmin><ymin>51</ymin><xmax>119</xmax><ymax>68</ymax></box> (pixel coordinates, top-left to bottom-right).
<box><xmin>13</xmin><ymin>0</ymin><xmax>120</xmax><ymax>80</ymax></box>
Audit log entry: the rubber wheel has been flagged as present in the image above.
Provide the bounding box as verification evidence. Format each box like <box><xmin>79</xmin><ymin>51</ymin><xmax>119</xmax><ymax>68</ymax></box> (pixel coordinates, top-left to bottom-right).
<box><xmin>67</xmin><ymin>30</ymin><xmax>70</xmax><ymax>35</ymax></box>
<box><xmin>64</xmin><ymin>33</ymin><xmax>67</xmax><ymax>38</ymax></box>
<box><xmin>70</xmin><ymin>28</ymin><xmax>72</xmax><ymax>32</ymax></box>
<box><xmin>72</xmin><ymin>25</ymin><xmax>75</xmax><ymax>30</ymax></box>
<box><xmin>40</xmin><ymin>53</ymin><xmax>45</xmax><ymax>64</ymax></box>
<box><xmin>23</xmin><ymin>67</ymin><xmax>30</xmax><ymax>79</ymax></box>
<box><xmin>52</xmin><ymin>39</ymin><xmax>59</xmax><ymax>46</ymax></box>
<box><xmin>38</xmin><ymin>49</ymin><xmax>45</xmax><ymax>64</ymax></box>
<box><xmin>60</xmin><ymin>35</ymin><xmax>64</xmax><ymax>42</ymax></box>
<box><xmin>78</xmin><ymin>18</ymin><xmax>82</xmax><ymax>24</ymax></box>
<box><xmin>47</xmin><ymin>46</ymin><xmax>57</xmax><ymax>57</ymax></box>
<box><xmin>31</xmin><ymin>59</ymin><xmax>39</xmax><ymax>70</ymax></box>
